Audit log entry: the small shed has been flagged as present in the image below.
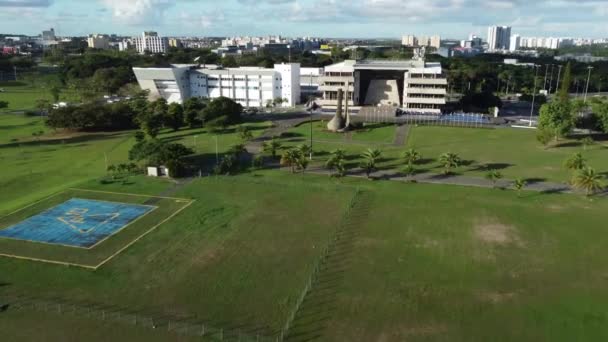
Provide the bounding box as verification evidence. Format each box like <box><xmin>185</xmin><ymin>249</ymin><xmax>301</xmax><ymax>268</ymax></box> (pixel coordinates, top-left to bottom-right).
<box><xmin>147</xmin><ymin>166</ymin><xmax>170</xmax><ymax>178</ymax></box>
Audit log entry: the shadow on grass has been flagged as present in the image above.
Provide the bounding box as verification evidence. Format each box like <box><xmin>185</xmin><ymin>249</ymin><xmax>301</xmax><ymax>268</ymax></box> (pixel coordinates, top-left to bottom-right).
<box><xmin>524</xmin><ymin>177</ymin><xmax>548</xmax><ymax>185</ymax></box>
<box><xmin>0</xmin><ymin>131</ymin><xmax>129</xmax><ymax>149</ymax></box>
<box><xmin>469</xmin><ymin>162</ymin><xmax>513</xmax><ymax>172</ymax></box>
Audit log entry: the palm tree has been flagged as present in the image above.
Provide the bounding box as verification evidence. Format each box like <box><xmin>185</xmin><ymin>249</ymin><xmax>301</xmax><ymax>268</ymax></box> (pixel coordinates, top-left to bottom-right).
<box><xmin>262</xmin><ymin>137</ymin><xmax>282</xmax><ymax>158</ymax></box>
<box><xmin>403</xmin><ymin>148</ymin><xmax>421</xmax><ymax>167</ymax></box>
<box><xmin>513</xmin><ymin>178</ymin><xmax>526</xmax><ymax>197</ymax></box>
<box><xmin>107</xmin><ymin>165</ymin><xmax>117</xmax><ymax>180</ymax></box>
<box><xmin>572</xmin><ymin>167</ymin><xmax>604</xmax><ymax>197</ymax></box>
<box><xmin>326</xmin><ymin>149</ymin><xmax>347</xmax><ymax>177</ymax></box>
<box><xmin>485</xmin><ymin>169</ymin><xmax>503</xmax><ymax>188</ymax></box>
<box><xmin>403</xmin><ymin>164</ymin><xmax>416</xmax><ymax>182</ymax></box>
<box><xmin>280</xmin><ymin>149</ymin><xmax>299</xmax><ymax>173</ymax></box>
<box><xmin>564</xmin><ymin>152</ymin><xmax>586</xmax><ymax>171</ymax></box>
<box><xmin>360</xmin><ymin>148</ymin><xmax>381</xmax><ymax>179</ymax></box>
<box><xmin>439</xmin><ymin>152</ymin><xmax>461</xmax><ymax>175</ymax></box>
<box><xmin>296</xmin><ymin>144</ymin><xmax>311</xmax><ymax>157</ymax></box>
<box><xmin>229</xmin><ymin>144</ymin><xmax>248</xmax><ymax>159</ymax></box>
<box><xmin>581</xmin><ymin>137</ymin><xmax>594</xmax><ymax>151</ymax></box>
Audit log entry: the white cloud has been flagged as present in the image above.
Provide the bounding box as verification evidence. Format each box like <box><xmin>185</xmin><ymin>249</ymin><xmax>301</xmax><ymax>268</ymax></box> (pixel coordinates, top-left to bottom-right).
<box><xmin>99</xmin><ymin>0</ymin><xmax>175</xmax><ymax>25</ymax></box>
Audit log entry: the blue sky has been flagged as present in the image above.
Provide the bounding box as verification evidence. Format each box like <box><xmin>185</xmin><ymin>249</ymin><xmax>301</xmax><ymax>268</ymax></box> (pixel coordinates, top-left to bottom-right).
<box><xmin>0</xmin><ymin>0</ymin><xmax>607</xmax><ymax>39</ymax></box>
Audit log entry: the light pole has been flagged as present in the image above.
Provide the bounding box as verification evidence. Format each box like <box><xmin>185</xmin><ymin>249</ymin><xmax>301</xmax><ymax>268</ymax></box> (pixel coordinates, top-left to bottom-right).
<box><xmin>555</xmin><ymin>64</ymin><xmax>563</xmax><ymax>94</ymax></box>
<box><xmin>543</xmin><ymin>64</ymin><xmax>549</xmax><ymax>92</ymax></box>
<box><xmin>529</xmin><ymin>64</ymin><xmax>540</xmax><ymax>127</ymax></box>
<box><xmin>583</xmin><ymin>66</ymin><xmax>594</xmax><ymax>103</ymax></box>
<box><xmin>548</xmin><ymin>64</ymin><xmax>555</xmax><ymax>94</ymax></box>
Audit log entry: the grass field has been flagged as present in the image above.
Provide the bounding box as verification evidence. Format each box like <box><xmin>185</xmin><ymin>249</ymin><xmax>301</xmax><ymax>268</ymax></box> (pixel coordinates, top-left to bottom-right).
<box><xmin>406</xmin><ymin>126</ymin><xmax>608</xmax><ymax>182</ymax></box>
<box><xmin>0</xmin><ymin>80</ymin><xmax>82</xmax><ymax>112</ymax></box>
<box><xmin>2</xmin><ymin>172</ymin><xmax>608</xmax><ymax>341</ymax></box>
<box><xmin>287</xmin><ymin>120</ymin><xmax>397</xmax><ymax>144</ymax></box>
<box><xmin>1</xmin><ymin>175</ymin><xmax>355</xmax><ymax>339</ymax></box>
<box><xmin>0</xmin><ymin>112</ymin><xmax>271</xmax><ymax>216</ymax></box>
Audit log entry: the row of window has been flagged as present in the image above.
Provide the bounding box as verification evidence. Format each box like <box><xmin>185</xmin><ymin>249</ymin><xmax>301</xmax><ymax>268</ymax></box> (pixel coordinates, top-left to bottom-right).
<box><xmin>406</xmin><ymin>94</ymin><xmax>445</xmax><ymax>99</ymax></box>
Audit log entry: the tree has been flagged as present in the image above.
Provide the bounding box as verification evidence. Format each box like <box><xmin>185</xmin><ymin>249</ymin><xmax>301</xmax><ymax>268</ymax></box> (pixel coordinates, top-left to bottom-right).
<box><xmin>35</xmin><ymin>99</ymin><xmax>52</xmax><ymax>115</ymax></box>
<box><xmin>201</xmin><ymin>97</ymin><xmax>242</xmax><ymax>124</ymax></box>
<box><xmin>403</xmin><ymin>164</ymin><xmax>416</xmax><ymax>181</ymax></box>
<box><xmin>564</xmin><ymin>152</ymin><xmax>586</xmax><ymax>171</ymax></box>
<box><xmin>136</xmin><ymin>111</ymin><xmax>164</xmax><ymax>138</ymax></box>
<box><xmin>557</xmin><ymin>62</ymin><xmax>572</xmax><ymax>102</ymax></box>
<box><xmin>538</xmin><ymin>100</ymin><xmax>574</xmax><ymax>141</ymax></box>
<box><xmin>262</xmin><ymin>137</ymin><xmax>282</xmax><ymax>158</ymax></box>
<box><xmin>280</xmin><ymin>149</ymin><xmax>300</xmax><ymax>173</ymax></box>
<box><xmin>166</xmin><ymin>102</ymin><xmax>184</xmax><ymax>131</ymax></box>
<box><xmin>485</xmin><ymin>169</ymin><xmax>503</xmax><ymax>188</ymax></box>
<box><xmin>403</xmin><ymin>148</ymin><xmax>421</xmax><ymax>167</ymax></box>
<box><xmin>266</xmin><ymin>99</ymin><xmax>274</xmax><ymax>113</ymax></box>
<box><xmin>129</xmin><ymin>139</ymin><xmax>193</xmax><ymax>177</ymax></box>
<box><xmin>591</xmin><ymin>100</ymin><xmax>608</xmax><ymax>133</ymax></box>
<box><xmin>237</xmin><ymin>125</ymin><xmax>254</xmax><ymax>143</ymax></box>
<box><xmin>439</xmin><ymin>152</ymin><xmax>461</xmax><ymax>175</ymax></box>
<box><xmin>251</xmin><ymin>155</ymin><xmax>264</xmax><ymax>169</ymax></box>
<box><xmin>0</xmin><ymin>101</ymin><xmax>8</xmax><ymax>109</ymax></box>
<box><xmin>536</xmin><ymin>128</ymin><xmax>553</xmax><ymax>148</ymax></box>
<box><xmin>183</xmin><ymin>97</ymin><xmax>205</xmax><ymax>128</ymax></box>
<box><xmin>572</xmin><ymin>167</ymin><xmax>604</xmax><ymax>197</ymax></box>
<box><xmin>513</xmin><ymin>178</ymin><xmax>526</xmax><ymax>197</ymax></box>
<box><xmin>581</xmin><ymin>137</ymin><xmax>595</xmax><ymax>151</ymax></box>
<box><xmin>107</xmin><ymin>164</ymin><xmax>117</xmax><ymax>180</ymax></box>
<box><xmin>49</xmin><ymin>85</ymin><xmax>61</xmax><ymax>103</ymax></box>
<box><xmin>359</xmin><ymin>148</ymin><xmax>381</xmax><ymax>179</ymax></box>
<box><xmin>326</xmin><ymin>149</ymin><xmax>347</xmax><ymax>177</ymax></box>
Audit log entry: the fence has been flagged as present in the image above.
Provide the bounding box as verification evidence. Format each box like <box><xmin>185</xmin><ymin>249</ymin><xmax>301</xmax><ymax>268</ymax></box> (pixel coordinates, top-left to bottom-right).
<box><xmin>1</xmin><ymin>293</ymin><xmax>275</xmax><ymax>342</ymax></box>
<box><xmin>357</xmin><ymin>107</ymin><xmax>494</xmax><ymax>129</ymax></box>
<box><xmin>278</xmin><ymin>189</ymin><xmax>363</xmax><ymax>341</ymax></box>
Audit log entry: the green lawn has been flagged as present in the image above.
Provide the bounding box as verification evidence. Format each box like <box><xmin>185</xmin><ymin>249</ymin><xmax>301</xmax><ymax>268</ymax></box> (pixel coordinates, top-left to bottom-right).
<box><xmin>0</xmin><ymin>113</ymin><xmax>271</xmax><ymax>216</ymax></box>
<box><xmin>276</xmin><ymin>174</ymin><xmax>608</xmax><ymax>342</ymax></box>
<box><xmin>0</xmin><ymin>80</ymin><xmax>82</xmax><ymax>112</ymax></box>
<box><xmin>406</xmin><ymin>126</ymin><xmax>608</xmax><ymax>183</ymax></box>
<box><xmin>2</xmin><ymin>170</ymin><xmax>608</xmax><ymax>341</ymax></box>
<box><xmin>287</xmin><ymin>120</ymin><xmax>396</xmax><ymax>144</ymax></box>
<box><xmin>0</xmin><ymin>175</ymin><xmax>355</xmax><ymax>339</ymax></box>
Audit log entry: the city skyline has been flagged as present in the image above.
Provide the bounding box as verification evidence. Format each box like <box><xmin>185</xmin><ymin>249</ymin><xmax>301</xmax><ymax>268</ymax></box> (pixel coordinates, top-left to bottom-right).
<box><xmin>0</xmin><ymin>0</ymin><xmax>607</xmax><ymax>39</ymax></box>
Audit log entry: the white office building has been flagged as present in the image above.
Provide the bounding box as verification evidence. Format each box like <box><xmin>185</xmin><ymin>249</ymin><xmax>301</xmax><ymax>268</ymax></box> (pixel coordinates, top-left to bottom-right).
<box><xmin>300</xmin><ymin>67</ymin><xmax>323</xmax><ymax>100</ymax></box>
<box><xmin>133</xmin><ymin>32</ymin><xmax>169</xmax><ymax>54</ymax></box>
<box><xmin>487</xmin><ymin>26</ymin><xmax>511</xmax><ymax>51</ymax></box>
<box><xmin>133</xmin><ymin>63</ymin><xmax>301</xmax><ymax>108</ymax></box>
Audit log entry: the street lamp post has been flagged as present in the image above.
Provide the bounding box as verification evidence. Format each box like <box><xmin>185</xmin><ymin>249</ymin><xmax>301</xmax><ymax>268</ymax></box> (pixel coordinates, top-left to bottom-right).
<box><xmin>584</xmin><ymin>66</ymin><xmax>594</xmax><ymax>103</ymax></box>
<box><xmin>548</xmin><ymin>64</ymin><xmax>555</xmax><ymax>94</ymax></box>
<box><xmin>529</xmin><ymin>65</ymin><xmax>540</xmax><ymax>127</ymax></box>
<box><xmin>555</xmin><ymin>65</ymin><xmax>563</xmax><ymax>94</ymax></box>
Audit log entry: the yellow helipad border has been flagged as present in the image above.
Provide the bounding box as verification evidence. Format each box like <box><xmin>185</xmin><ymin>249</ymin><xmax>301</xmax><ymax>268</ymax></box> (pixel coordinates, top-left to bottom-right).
<box><xmin>0</xmin><ymin>188</ymin><xmax>195</xmax><ymax>270</ymax></box>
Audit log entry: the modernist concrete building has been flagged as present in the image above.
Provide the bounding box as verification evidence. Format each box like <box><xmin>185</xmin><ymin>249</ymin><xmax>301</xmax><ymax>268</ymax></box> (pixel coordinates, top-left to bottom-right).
<box><xmin>133</xmin><ymin>63</ymin><xmax>301</xmax><ymax>108</ymax></box>
<box><xmin>133</xmin><ymin>32</ymin><xmax>169</xmax><ymax>54</ymax></box>
<box><xmin>300</xmin><ymin>67</ymin><xmax>323</xmax><ymax>101</ymax></box>
<box><xmin>318</xmin><ymin>60</ymin><xmax>447</xmax><ymax>114</ymax></box>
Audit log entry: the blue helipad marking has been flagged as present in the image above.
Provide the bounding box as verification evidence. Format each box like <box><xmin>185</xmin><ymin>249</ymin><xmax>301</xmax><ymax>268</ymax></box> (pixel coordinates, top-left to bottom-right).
<box><xmin>0</xmin><ymin>198</ymin><xmax>155</xmax><ymax>248</ymax></box>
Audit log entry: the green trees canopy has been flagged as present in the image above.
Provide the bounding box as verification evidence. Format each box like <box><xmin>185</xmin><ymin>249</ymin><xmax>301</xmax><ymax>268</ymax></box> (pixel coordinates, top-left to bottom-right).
<box><xmin>201</xmin><ymin>97</ymin><xmax>243</xmax><ymax>124</ymax></box>
<box><xmin>538</xmin><ymin>100</ymin><xmax>575</xmax><ymax>140</ymax></box>
<box><xmin>46</xmin><ymin>102</ymin><xmax>137</xmax><ymax>130</ymax></box>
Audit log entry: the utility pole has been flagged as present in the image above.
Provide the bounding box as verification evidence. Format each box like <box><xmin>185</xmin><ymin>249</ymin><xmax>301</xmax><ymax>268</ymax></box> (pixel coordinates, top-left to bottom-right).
<box><xmin>530</xmin><ymin>65</ymin><xmax>540</xmax><ymax>127</ymax></box>
<box><xmin>584</xmin><ymin>66</ymin><xmax>594</xmax><ymax>103</ymax></box>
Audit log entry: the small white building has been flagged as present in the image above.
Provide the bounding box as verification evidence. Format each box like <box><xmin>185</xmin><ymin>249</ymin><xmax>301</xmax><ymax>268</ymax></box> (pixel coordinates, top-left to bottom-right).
<box><xmin>133</xmin><ymin>63</ymin><xmax>302</xmax><ymax>107</ymax></box>
<box><xmin>87</xmin><ymin>34</ymin><xmax>110</xmax><ymax>50</ymax></box>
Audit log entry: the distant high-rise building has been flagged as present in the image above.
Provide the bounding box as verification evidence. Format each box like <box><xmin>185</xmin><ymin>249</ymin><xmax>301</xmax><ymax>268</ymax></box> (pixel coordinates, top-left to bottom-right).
<box><xmin>168</xmin><ymin>38</ymin><xmax>183</xmax><ymax>48</ymax></box>
<box><xmin>42</xmin><ymin>28</ymin><xmax>55</xmax><ymax>41</ymax></box>
<box><xmin>133</xmin><ymin>31</ymin><xmax>169</xmax><ymax>54</ymax></box>
<box><xmin>509</xmin><ymin>34</ymin><xmax>521</xmax><ymax>51</ymax></box>
<box><xmin>401</xmin><ymin>35</ymin><xmax>417</xmax><ymax>46</ymax></box>
<box><xmin>401</xmin><ymin>34</ymin><xmax>440</xmax><ymax>49</ymax></box>
<box><xmin>487</xmin><ymin>26</ymin><xmax>511</xmax><ymax>51</ymax></box>
<box><xmin>87</xmin><ymin>34</ymin><xmax>110</xmax><ymax>50</ymax></box>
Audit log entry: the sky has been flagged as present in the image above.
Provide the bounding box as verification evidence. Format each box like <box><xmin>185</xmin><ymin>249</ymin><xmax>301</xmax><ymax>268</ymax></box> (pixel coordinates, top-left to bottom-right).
<box><xmin>0</xmin><ymin>0</ymin><xmax>607</xmax><ymax>39</ymax></box>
